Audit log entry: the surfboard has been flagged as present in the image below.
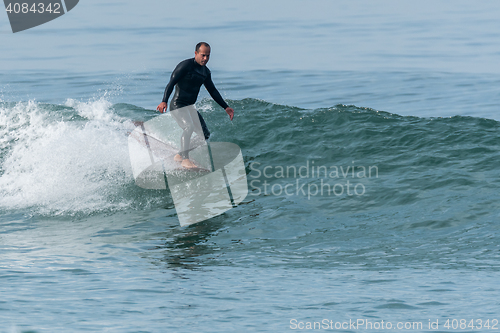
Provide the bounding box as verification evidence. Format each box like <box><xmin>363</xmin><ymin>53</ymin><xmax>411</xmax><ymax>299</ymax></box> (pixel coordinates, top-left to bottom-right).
<box><xmin>129</xmin><ymin>119</ymin><xmax>211</xmax><ymax>172</ymax></box>
<box><xmin>128</xmin><ymin>114</ymin><xmax>213</xmax><ymax>189</ymax></box>
<box><xmin>176</xmin><ymin>166</ymin><xmax>211</xmax><ymax>173</ymax></box>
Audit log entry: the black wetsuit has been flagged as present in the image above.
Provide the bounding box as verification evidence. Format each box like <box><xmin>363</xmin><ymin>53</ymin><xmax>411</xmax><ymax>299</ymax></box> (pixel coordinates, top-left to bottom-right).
<box><xmin>162</xmin><ymin>58</ymin><xmax>229</xmax><ymax>159</ymax></box>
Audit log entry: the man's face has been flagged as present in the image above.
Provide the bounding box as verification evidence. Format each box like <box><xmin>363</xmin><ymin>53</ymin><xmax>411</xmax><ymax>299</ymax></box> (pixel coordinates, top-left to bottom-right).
<box><xmin>195</xmin><ymin>45</ymin><xmax>210</xmax><ymax>66</ymax></box>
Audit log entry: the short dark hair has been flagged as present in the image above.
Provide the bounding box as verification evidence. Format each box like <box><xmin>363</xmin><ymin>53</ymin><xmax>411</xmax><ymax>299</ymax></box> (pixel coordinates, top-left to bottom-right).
<box><xmin>195</xmin><ymin>42</ymin><xmax>210</xmax><ymax>52</ymax></box>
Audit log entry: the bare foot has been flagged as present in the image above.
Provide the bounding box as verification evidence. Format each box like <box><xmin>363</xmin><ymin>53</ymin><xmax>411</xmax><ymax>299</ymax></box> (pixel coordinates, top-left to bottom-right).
<box><xmin>174</xmin><ymin>154</ymin><xmax>183</xmax><ymax>162</ymax></box>
<box><xmin>181</xmin><ymin>159</ymin><xmax>197</xmax><ymax>169</ymax></box>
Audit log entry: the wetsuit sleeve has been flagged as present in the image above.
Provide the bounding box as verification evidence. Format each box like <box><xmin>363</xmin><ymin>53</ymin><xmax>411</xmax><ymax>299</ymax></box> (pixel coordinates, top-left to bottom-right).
<box><xmin>204</xmin><ymin>72</ymin><xmax>229</xmax><ymax>110</ymax></box>
<box><xmin>161</xmin><ymin>61</ymin><xmax>189</xmax><ymax>103</ymax></box>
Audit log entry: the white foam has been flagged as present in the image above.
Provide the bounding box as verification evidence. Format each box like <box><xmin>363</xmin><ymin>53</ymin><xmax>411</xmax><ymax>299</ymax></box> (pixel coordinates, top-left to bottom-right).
<box><xmin>0</xmin><ymin>99</ymin><xmax>135</xmax><ymax>216</ymax></box>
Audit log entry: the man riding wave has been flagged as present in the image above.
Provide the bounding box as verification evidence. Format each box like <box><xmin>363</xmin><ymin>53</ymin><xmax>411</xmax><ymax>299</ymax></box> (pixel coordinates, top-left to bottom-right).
<box><xmin>157</xmin><ymin>42</ymin><xmax>234</xmax><ymax>169</ymax></box>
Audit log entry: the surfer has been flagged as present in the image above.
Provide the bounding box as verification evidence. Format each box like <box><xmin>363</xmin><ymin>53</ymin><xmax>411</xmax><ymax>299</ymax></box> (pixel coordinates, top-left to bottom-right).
<box><xmin>157</xmin><ymin>42</ymin><xmax>234</xmax><ymax>169</ymax></box>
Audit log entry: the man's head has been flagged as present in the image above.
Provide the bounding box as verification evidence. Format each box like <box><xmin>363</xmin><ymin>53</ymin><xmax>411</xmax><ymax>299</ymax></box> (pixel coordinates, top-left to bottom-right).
<box><xmin>195</xmin><ymin>42</ymin><xmax>211</xmax><ymax>66</ymax></box>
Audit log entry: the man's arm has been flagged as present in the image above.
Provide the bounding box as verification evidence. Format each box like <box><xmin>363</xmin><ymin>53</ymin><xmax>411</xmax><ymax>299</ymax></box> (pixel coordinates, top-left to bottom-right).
<box><xmin>157</xmin><ymin>60</ymin><xmax>189</xmax><ymax>113</ymax></box>
<box><xmin>204</xmin><ymin>73</ymin><xmax>234</xmax><ymax>120</ymax></box>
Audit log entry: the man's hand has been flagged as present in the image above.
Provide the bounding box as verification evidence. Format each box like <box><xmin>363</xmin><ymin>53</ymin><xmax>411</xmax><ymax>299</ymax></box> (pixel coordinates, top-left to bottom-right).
<box><xmin>157</xmin><ymin>102</ymin><xmax>167</xmax><ymax>113</ymax></box>
<box><xmin>225</xmin><ymin>107</ymin><xmax>234</xmax><ymax>121</ymax></box>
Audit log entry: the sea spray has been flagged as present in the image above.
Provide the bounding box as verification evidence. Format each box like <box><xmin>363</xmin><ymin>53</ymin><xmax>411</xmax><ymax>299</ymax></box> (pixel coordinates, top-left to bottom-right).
<box><xmin>0</xmin><ymin>99</ymin><xmax>135</xmax><ymax>215</ymax></box>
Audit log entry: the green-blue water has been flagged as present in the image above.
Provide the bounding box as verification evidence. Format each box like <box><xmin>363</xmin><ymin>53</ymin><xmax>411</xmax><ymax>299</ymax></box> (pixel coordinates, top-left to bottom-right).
<box><xmin>1</xmin><ymin>93</ymin><xmax>500</xmax><ymax>332</ymax></box>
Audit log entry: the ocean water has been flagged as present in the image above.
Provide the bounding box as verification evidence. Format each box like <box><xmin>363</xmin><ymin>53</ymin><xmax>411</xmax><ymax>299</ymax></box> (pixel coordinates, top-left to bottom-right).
<box><xmin>2</xmin><ymin>1</ymin><xmax>500</xmax><ymax>332</ymax></box>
